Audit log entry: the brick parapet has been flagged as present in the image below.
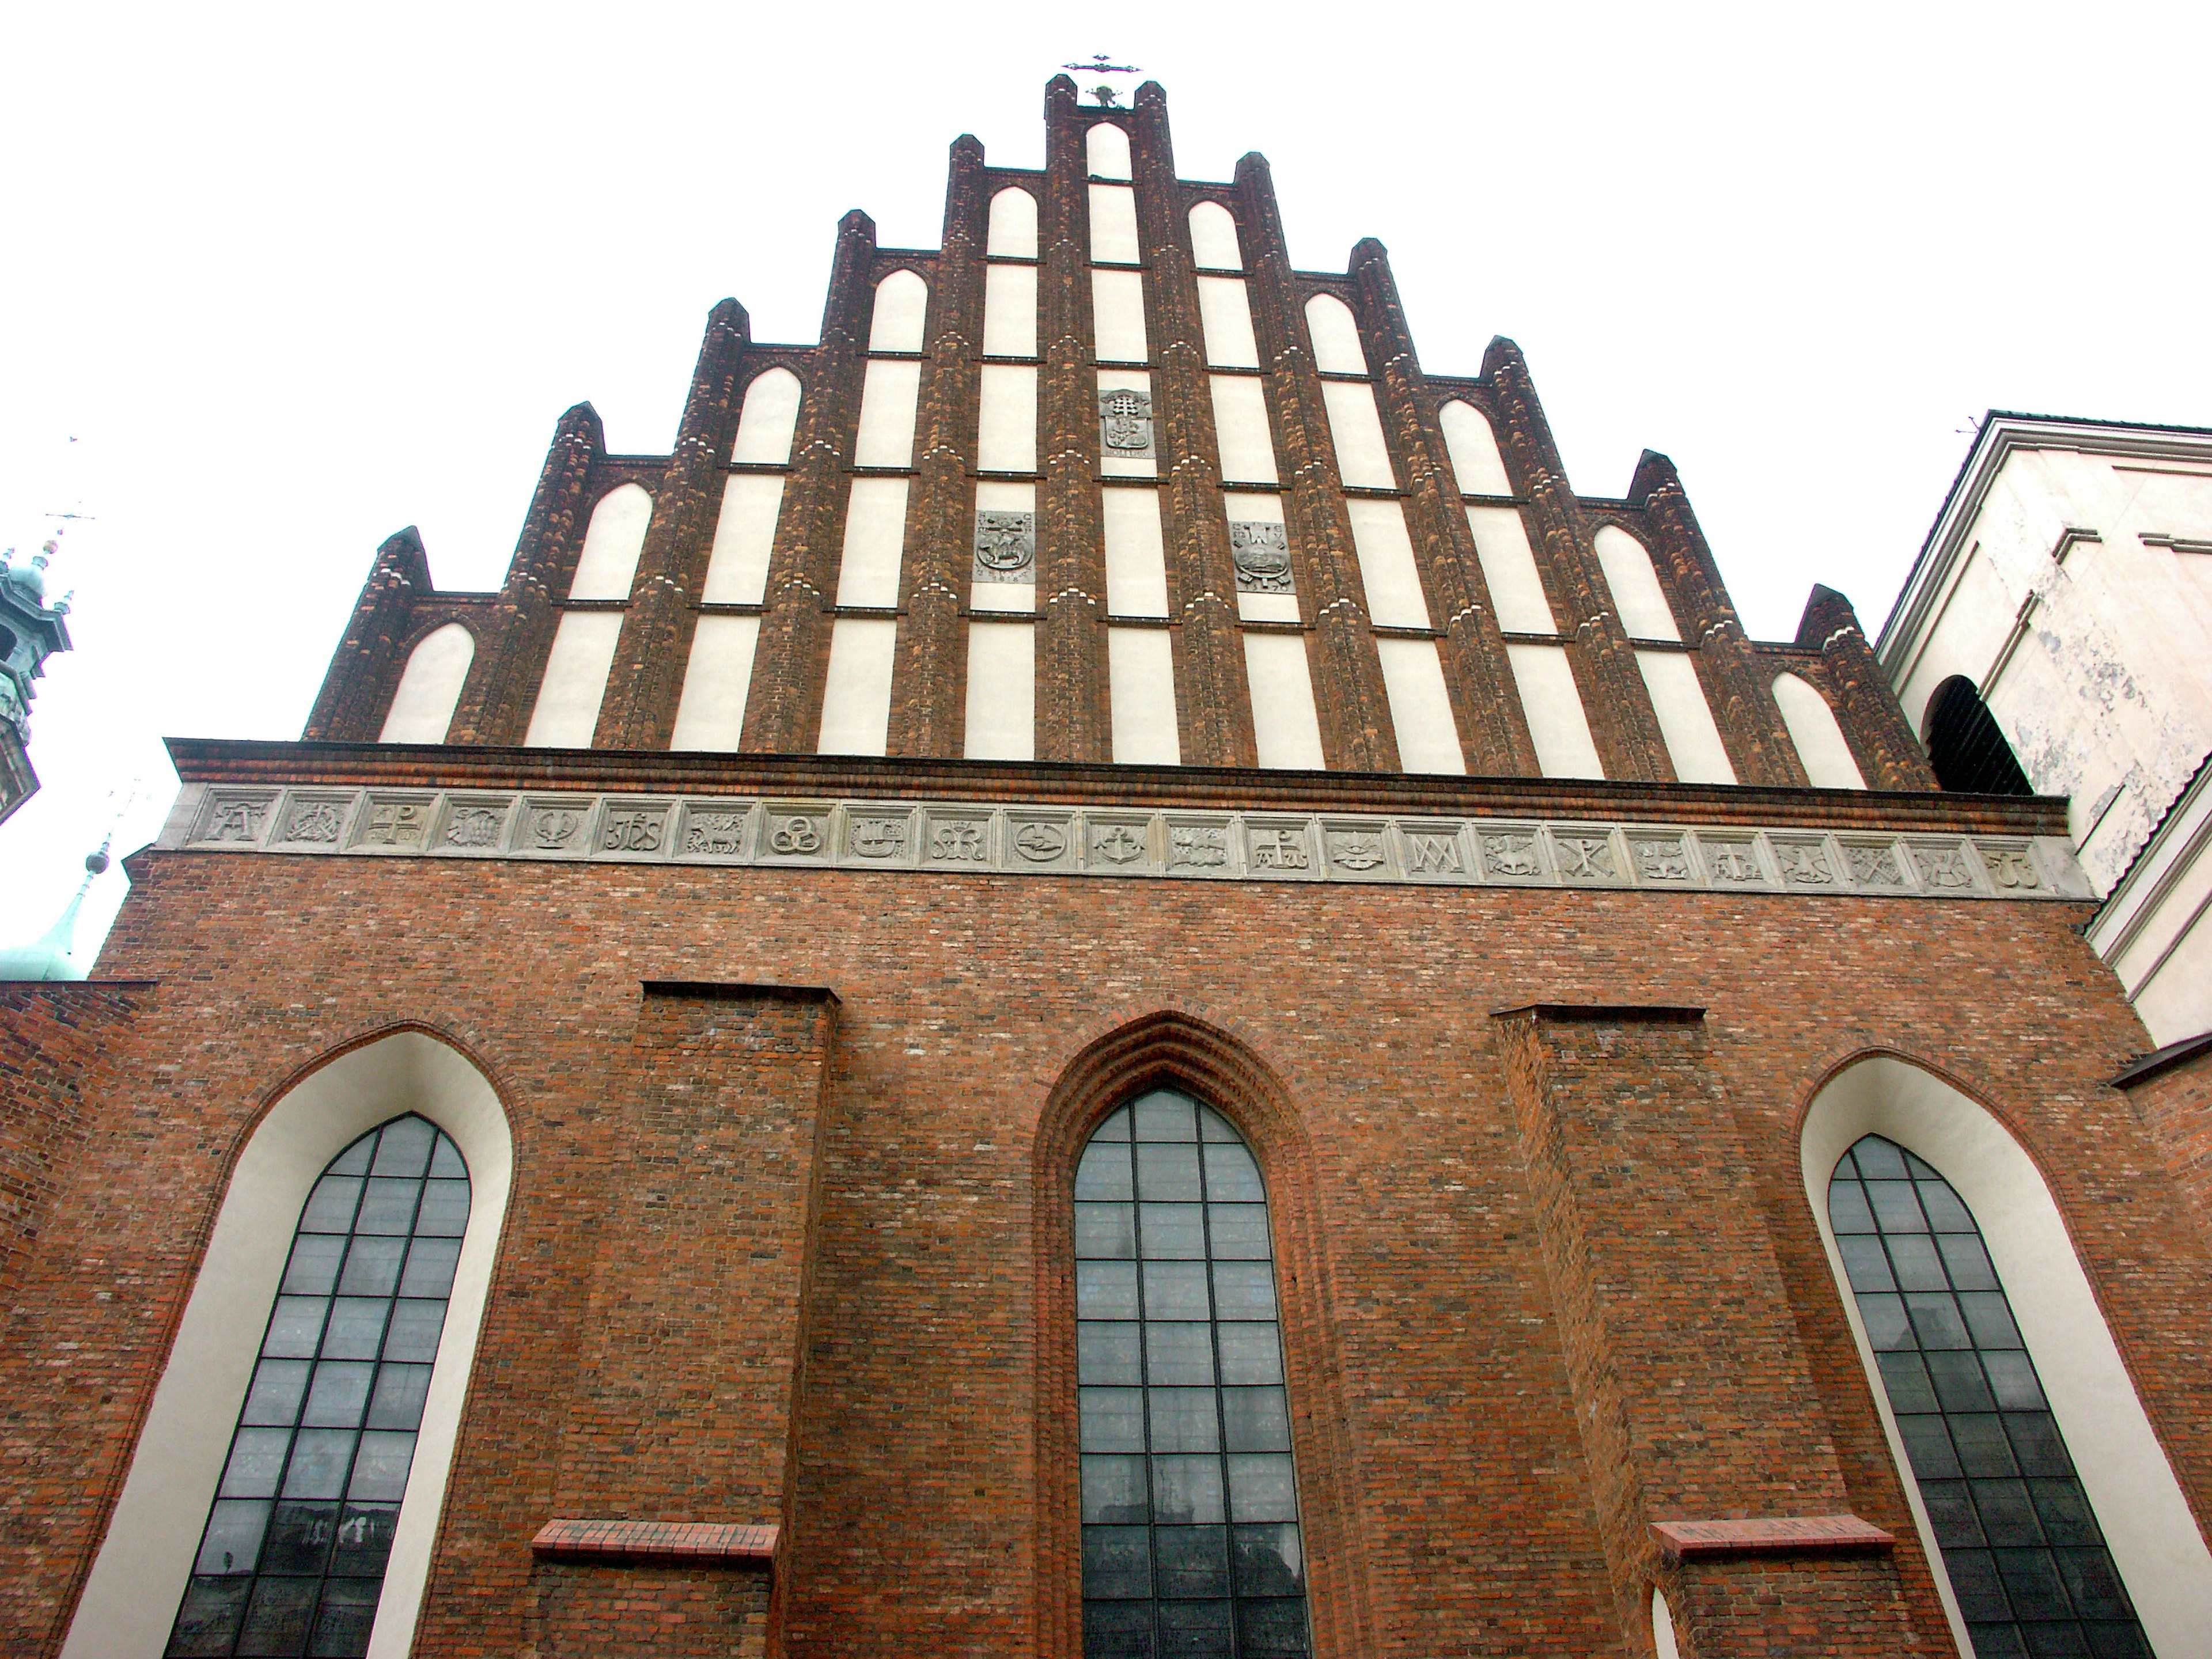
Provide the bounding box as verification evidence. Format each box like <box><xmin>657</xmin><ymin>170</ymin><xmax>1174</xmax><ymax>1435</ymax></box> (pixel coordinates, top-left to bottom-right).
<box><xmin>302</xmin><ymin>526</ymin><xmax>432</xmax><ymax>743</ymax></box>
<box><xmin>1793</xmin><ymin>585</ymin><xmax>1941</xmax><ymax>790</ymax></box>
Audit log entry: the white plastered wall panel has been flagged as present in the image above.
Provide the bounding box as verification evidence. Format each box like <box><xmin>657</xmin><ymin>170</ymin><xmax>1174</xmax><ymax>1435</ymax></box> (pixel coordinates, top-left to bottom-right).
<box><xmin>977</xmin><ymin>364</ymin><xmax>1038</xmax><ymax>474</ymax></box>
<box><xmin>971</xmin><ymin>480</ymin><xmax>1037</xmax><ymax>616</ymax></box>
<box><xmin>1375</xmin><ymin>637</ymin><xmax>1466</xmax><ymax>774</ymax></box>
<box><xmin>1226</xmin><ymin>491</ymin><xmax>1297</xmax><ymax>624</ymax></box>
<box><xmin>983</xmin><ymin>263</ymin><xmax>1039</xmax><ymax>358</ymax></box>
<box><xmin>867</xmin><ymin>269</ymin><xmax>929</xmax><ymax>352</ymax></box>
<box><xmin>1346</xmin><ymin>499</ymin><xmax>1431</xmax><ymax>628</ymax></box>
<box><xmin>61</xmin><ymin>1032</ymin><xmax>514</xmax><ymax>1659</ymax></box>
<box><xmin>1103</xmin><ymin>488</ymin><xmax>1169</xmax><ymax>618</ymax></box>
<box><xmin>1636</xmin><ymin>650</ymin><xmax>1736</xmax><ymax>784</ymax></box>
<box><xmin>987</xmin><ymin>187</ymin><xmax>1038</xmax><ymax>258</ymax></box>
<box><xmin>1097</xmin><ymin>369</ymin><xmax>1155</xmax><ymax>480</ymax></box>
<box><xmin>1594</xmin><ymin>526</ymin><xmax>1681</xmax><ymax>641</ymax></box>
<box><xmin>817</xmin><ymin>616</ymin><xmax>899</xmax><ymax>755</ymax></box>
<box><xmin>1091</xmin><ymin>267</ymin><xmax>1149</xmax><ymax>364</ymax></box>
<box><xmin>1211</xmin><ymin>376</ymin><xmax>1278</xmax><ymax>484</ymax></box>
<box><xmin>567</xmin><ymin>482</ymin><xmax>653</xmax><ymax>600</ymax></box>
<box><xmin>730</xmin><ymin>367</ymin><xmax>802</xmax><ymax>464</ymax></box>
<box><xmin>1438</xmin><ymin>399</ymin><xmax>1513</xmax><ymax>497</ymax></box>
<box><xmin>833</xmin><ymin>478</ymin><xmax>910</xmax><ymax>608</ymax></box>
<box><xmin>1196</xmin><ymin>277</ymin><xmax>1260</xmax><ymax>369</ymax></box>
<box><xmin>522</xmin><ymin>610</ymin><xmax>623</xmax><ymax>748</ymax></box>
<box><xmin>1467</xmin><ymin>505</ymin><xmax>1556</xmax><ymax>634</ymax></box>
<box><xmin>964</xmin><ymin>621</ymin><xmax>1035</xmax><ymax>761</ymax></box>
<box><xmin>1242</xmin><ymin>633</ymin><xmax>1325</xmax><ymax>770</ymax></box>
<box><xmin>1086</xmin><ymin>122</ymin><xmax>1132</xmax><ymax>180</ymax></box>
<box><xmin>1773</xmin><ymin>671</ymin><xmax>1868</xmax><ymax>789</ymax></box>
<box><xmin>378</xmin><ymin>623</ymin><xmax>474</xmax><ymax>743</ymax></box>
<box><xmin>853</xmin><ymin>357</ymin><xmax>922</xmax><ymax>468</ymax></box>
<box><xmin>1320</xmin><ymin>380</ymin><xmax>1396</xmax><ymax>490</ymax></box>
<box><xmin>1304</xmin><ymin>294</ymin><xmax>1369</xmax><ymax>375</ymax></box>
<box><xmin>1506</xmin><ymin>642</ymin><xmax>1604</xmax><ymax>778</ymax></box>
<box><xmin>1800</xmin><ymin>1056</ymin><xmax>2212</xmax><ymax>1659</ymax></box>
<box><xmin>701</xmin><ymin>475</ymin><xmax>785</xmax><ymax>604</ymax></box>
<box><xmin>1188</xmin><ymin>202</ymin><xmax>1243</xmax><ymax>271</ymax></box>
<box><xmin>1108</xmin><ymin>627</ymin><xmax>1181</xmax><ymax>764</ymax></box>
<box><xmin>1089</xmin><ymin>184</ymin><xmax>1141</xmax><ymax>264</ymax></box>
<box><xmin>669</xmin><ymin>614</ymin><xmax>761</xmax><ymax>751</ymax></box>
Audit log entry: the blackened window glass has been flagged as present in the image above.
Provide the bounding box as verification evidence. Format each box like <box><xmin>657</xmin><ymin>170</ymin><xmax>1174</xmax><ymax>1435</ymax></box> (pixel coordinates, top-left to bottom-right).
<box><xmin>1077</xmin><ymin>1088</ymin><xmax>1312</xmax><ymax>1658</ymax></box>
<box><xmin>1829</xmin><ymin>1135</ymin><xmax>2148</xmax><ymax>1659</ymax></box>
<box><xmin>166</xmin><ymin>1115</ymin><xmax>471</xmax><ymax>1658</ymax></box>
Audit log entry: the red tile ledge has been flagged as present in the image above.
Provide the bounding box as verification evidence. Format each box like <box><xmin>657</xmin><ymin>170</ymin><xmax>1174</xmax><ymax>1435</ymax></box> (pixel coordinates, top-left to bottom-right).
<box><xmin>1651</xmin><ymin>1514</ymin><xmax>1893</xmax><ymax>1560</ymax></box>
<box><xmin>531</xmin><ymin>1518</ymin><xmax>780</xmax><ymax>1566</ymax></box>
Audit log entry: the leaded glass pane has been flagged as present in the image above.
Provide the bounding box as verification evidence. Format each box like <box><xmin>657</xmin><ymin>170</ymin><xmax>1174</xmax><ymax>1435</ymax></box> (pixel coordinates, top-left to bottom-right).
<box><xmin>1078</xmin><ymin>1089</ymin><xmax>1310</xmax><ymax>1654</ymax></box>
<box><xmin>168</xmin><ymin>1116</ymin><xmax>470</xmax><ymax>1658</ymax></box>
<box><xmin>1829</xmin><ymin>1134</ymin><xmax>2144</xmax><ymax>1657</ymax></box>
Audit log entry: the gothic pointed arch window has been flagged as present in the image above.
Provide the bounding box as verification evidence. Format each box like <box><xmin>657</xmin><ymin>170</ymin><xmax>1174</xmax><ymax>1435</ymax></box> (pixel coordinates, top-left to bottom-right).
<box><xmin>1074</xmin><ymin>1086</ymin><xmax>1312</xmax><ymax>1658</ymax></box>
<box><xmin>1827</xmin><ymin>1134</ymin><xmax>2147</xmax><ymax>1656</ymax></box>
<box><xmin>165</xmin><ymin>1113</ymin><xmax>471</xmax><ymax>1658</ymax></box>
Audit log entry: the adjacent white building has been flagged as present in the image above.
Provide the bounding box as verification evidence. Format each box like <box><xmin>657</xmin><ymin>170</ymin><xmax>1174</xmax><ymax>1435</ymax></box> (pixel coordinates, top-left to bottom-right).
<box><xmin>1879</xmin><ymin>412</ymin><xmax>2212</xmax><ymax>1046</ymax></box>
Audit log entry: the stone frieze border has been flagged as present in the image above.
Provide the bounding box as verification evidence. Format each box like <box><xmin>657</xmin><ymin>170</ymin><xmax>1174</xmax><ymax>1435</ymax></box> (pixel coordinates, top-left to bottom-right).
<box><xmin>157</xmin><ymin>783</ymin><xmax>2096</xmax><ymax>902</ymax></box>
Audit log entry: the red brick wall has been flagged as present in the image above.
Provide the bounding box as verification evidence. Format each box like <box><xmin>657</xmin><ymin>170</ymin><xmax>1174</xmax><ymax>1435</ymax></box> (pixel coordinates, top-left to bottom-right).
<box><xmin>2</xmin><ymin>849</ymin><xmax>2202</xmax><ymax>1656</ymax></box>
<box><xmin>2120</xmin><ymin>1045</ymin><xmax>2212</xmax><ymax>1241</ymax></box>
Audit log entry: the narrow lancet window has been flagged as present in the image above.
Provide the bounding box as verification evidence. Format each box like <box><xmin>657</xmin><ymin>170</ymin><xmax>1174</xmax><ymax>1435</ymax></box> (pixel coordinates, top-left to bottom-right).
<box><xmin>1075</xmin><ymin>1088</ymin><xmax>1312</xmax><ymax>1658</ymax></box>
<box><xmin>166</xmin><ymin>1115</ymin><xmax>472</xmax><ymax>1658</ymax></box>
<box><xmin>1828</xmin><ymin>1134</ymin><xmax>2147</xmax><ymax>1657</ymax></box>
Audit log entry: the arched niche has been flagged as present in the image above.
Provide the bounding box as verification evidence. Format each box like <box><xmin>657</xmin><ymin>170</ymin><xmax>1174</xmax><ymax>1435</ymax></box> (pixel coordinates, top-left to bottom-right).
<box><xmin>378</xmin><ymin>623</ymin><xmax>474</xmax><ymax>744</ymax></box>
<box><xmin>1652</xmin><ymin>1588</ymin><xmax>1681</xmax><ymax>1659</ymax></box>
<box><xmin>62</xmin><ymin>1029</ymin><xmax>515</xmax><ymax>1659</ymax></box>
<box><xmin>987</xmin><ymin>187</ymin><xmax>1038</xmax><ymax>259</ymax></box>
<box><xmin>1303</xmin><ymin>294</ymin><xmax>1368</xmax><ymax>376</ymax></box>
<box><xmin>1086</xmin><ymin>121</ymin><xmax>1132</xmax><ymax>180</ymax></box>
<box><xmin>1800</xmin><ymin>1054</ymin><xmax>2212</xmax><ymax>1657</ymax></box>
<box><xmin>867</xmin><ymin>268</ymin><xmax>930</xmax><ymax>353</ymax></box>
<box><xmin>1188</xmin><ymin>201</ymin><xmax>1243</xmax><ymax>271</ymax></box>
<box><xmin>1772</xmin><ymin>671</ymin><xmax>1867</xmax><ymax>789</ymax></box>
<box><xmin>567</xmin><ymin>482</ymin><xmax>653</xmax><ymax>602</ymax></box>
<box><xmin>1924</xmin><ymin>675</ymin><xmax>2033</xmax><ymax>796</ymax></box>
<box><xmin>730</xmin><ymin>366</ymin><xmax>802</xmax><ymax>465</ymax></box>
<box><xmin>1592</xmin><ymin>526</ymin><xmax>1680</xmax><ymax>642</ymax></box>
<box><xmin>1437</xmin><ymin>401</ymin><xmax>1512</xmax><ymax>497</ymax></box>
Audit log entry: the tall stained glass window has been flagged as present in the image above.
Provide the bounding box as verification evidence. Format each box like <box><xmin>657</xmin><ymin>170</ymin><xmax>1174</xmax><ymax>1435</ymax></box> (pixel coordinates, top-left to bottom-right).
<box><xmin>1075</xmin><ymin>1087</ymin><xmax>1311</xmax><ymax>1658</ymax></box>
<box><xmin>166</xmin><ymin>1114</ymin><xmax>471</xmax><ymax>1658</ymax></box>
<box><xmin>1828</xmin><ymin>1134</ymin><xmax>2147</xmax><ymax>1658</ymax></box>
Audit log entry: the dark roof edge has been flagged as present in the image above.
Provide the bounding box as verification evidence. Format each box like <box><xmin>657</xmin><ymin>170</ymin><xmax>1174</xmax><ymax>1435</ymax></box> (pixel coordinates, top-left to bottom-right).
<box><xmin>2111</xmin><ymin>1028</ymin><xmax>2212</xmax><ymax>1090</ymax></box>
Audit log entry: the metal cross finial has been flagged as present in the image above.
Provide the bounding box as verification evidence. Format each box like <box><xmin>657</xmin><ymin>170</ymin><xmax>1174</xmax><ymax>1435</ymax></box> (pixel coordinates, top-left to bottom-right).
<box><xmin>1062</xmin><ymin>52</ymin><xmax>1140</xmax><ymax>75</ymax></box>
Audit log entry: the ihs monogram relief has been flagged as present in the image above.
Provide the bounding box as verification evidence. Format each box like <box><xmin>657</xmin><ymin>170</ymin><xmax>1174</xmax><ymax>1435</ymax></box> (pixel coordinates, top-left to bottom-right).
<box><xmin>1633</xmin><ymin>838</ymin><xmax>1692</xmax><ymax>882</ymax></box>
<box><xmin>1228</xmin><ymin>522</ymin><xmax>1293</xmax><ymax>593</ymax></box>
<box><xmin>1098</xmin><ymin>388</ymin><xmax>1154</xmax><ymax>457</ymax></box>
<box><xmin>972</xmin><ymin>512</ymin><xmax>1035</xmax><ymax>583</ymax></box>
<box><xmin>684</xmin><ymin>813</ymin><xmax>747</xmax><ymax>857</ymax></box>
<box><xmin>600</xmin><ymin>809</ymin><xmax>664</xmax><ymax>854</ymax></box>
<box><xmin>1480</xmin><ymin>832</ymin><xmax>1540</xmax><ymax>878</ymax></box>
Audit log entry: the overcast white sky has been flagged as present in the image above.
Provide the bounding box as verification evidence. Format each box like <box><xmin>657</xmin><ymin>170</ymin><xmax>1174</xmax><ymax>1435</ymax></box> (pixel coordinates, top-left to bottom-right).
<box><xmin>2</xmin><ymin>2</ymin><xmax>2206</xmax><ymax>957</ymax></box>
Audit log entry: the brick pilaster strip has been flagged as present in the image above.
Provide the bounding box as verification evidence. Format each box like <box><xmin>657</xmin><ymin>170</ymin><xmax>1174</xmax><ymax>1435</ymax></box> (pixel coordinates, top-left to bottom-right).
<box><xmin>302</xmin><ymin>527</ymin><xmax>431</xmax><ymax>743</ymax></box>
<box><xmin>1131</xmin><ymin>82</ymin><xmax>1255</xmax><ymax>768</ymax></box>
<box><xmin>1628</xmin><ymin>447</ymin><xmax>1806</xmax><ymax>786</ymax></box>
<box><xmin>1347</xmin><ymin>241</ymin><xmax>1537</xmax><ymax>776</ymax></box>
<box><xmin>1795</xmin><ymin>585</ymin><xmax>1940</xmax><ymax>789</ymax></box>
<box><xmin>531</xmin><ymin>1517</ymin><xmax>781</xmax><ymax>1566</ymax></box>
<box><xmin>1482</xmin><ymin>338</ymin><xmax>1672</xmax><ymax>781</ymax></box>
<box><xmin>596</xmin><ymin>300</ymin><xmax>752</xmax><ymax>749</ymax></box>
<box><xmin>1234</xmin><ymin>153</ymin><xmax>1397</xmax><ymax>771</ymax></box>
<box><xmin>888</xmin><ymin>138</ymin><xmax>986</xmax><ymax>757</ymax></box>
<box><xmin>450</xmin><ymin>402</ymin><xmax>604</xmax><ymax>745</ymax></box>
<box><xmin>741</xmin><ymin>210</ymin><xmax>878</xmax><ymax>753</ymax></box>
<box><xmin>1035</xmin><ymin>75</ymin><xmax>1111</xmax><ymax>762</ymax></box>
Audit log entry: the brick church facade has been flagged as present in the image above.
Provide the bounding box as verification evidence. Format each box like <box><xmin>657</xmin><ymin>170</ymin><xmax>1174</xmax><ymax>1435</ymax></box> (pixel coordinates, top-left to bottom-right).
<box><xmin>5</xmin><ymin>77</ymin><xmax>2210</xmax><ymax>1658</ymax></box>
